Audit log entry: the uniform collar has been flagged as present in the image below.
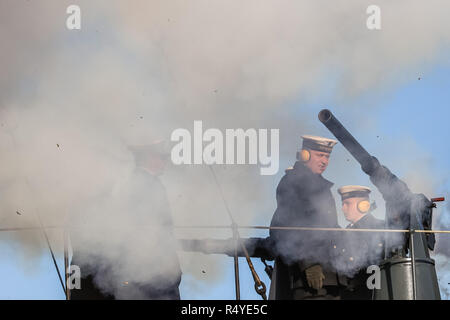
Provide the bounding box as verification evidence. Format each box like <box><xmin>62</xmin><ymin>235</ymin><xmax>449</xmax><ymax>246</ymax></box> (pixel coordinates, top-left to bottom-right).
<box><xmin>292</xmin><ymin>161</ymin><xmax>334</xmax><ymax>189</ymax></box>
<box><xmin>347</xmin><ymin>213</ymin><xmax>372</xmax><ymax>229</ymax></box>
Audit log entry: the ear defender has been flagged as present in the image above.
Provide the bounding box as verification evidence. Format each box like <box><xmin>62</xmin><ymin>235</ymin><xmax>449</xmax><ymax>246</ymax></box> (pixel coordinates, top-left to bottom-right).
<box><xmin>298</xmin><ymin>149</ymin><xmax>310</xmax><ymax>162</ymax></box>
<box><xmin>357</xmin><ymin>200</ymin><xmax>371</xmax><ymax>213</ymax></box>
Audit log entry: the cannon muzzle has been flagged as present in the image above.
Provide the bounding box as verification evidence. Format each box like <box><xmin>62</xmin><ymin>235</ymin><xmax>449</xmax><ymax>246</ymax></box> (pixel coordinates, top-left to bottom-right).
<box><xmin>318</xmin><ymin>109</ymin><xmax>379</xmax><ymax>174</ymax></box>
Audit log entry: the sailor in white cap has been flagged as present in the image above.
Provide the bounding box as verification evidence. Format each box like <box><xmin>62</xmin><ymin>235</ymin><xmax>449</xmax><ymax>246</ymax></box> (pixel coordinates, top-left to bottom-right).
<box><xmin>70</xmin><ymin>139</ymin><xmax>182</xmax><ymax>300</ymax></box>
<box><xmin>129</xmin><ymin>139</ymin><xmax>170</xmax><ymax>176</ymax></box>
<box><xmin>334</xmin><ymin>185</ymin><xmax>385</xmax><ymax>300</ymax></box>
<box><xmin>269</xmin><ymin>135</ymin><xmax>346</xmax><ymax>300</ymax></box>
<box><xmin>338</xmin><ymin>185</ymin><xmax>375</xmax><ymax>227</ymax></box>
<box><xmin>297</xmin><ymin>135</ymin><xmax>338</xmax><ymax>175</ymax></box>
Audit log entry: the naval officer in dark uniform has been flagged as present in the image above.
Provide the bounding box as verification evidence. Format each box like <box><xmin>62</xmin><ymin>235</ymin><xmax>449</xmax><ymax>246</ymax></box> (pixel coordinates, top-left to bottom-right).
<box><xmin>269</xmin><ymin>135</ymin><xmax>346</xmax><ymax>300</ymax></box>
<box><xmin>333</xmin><ymin>185</ymin><xmax>385</xmax><ymax>300</ymax></box>
<box><xmin>70</xmin><ymin>140</ymin><xmax>181</xmax><ymax>300</ymax></box>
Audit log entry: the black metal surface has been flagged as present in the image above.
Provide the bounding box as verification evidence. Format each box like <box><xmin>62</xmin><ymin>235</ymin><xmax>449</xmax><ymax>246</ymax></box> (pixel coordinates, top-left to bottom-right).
<box><xmin>319</xmin><ymin>109</ymin><xmax>441</xmax><ymax>300</ymax></box>
<box><xmin>410</xmin><ymin>231</ymin><xmax>417</xmax><ymax>300</ymax></box>
<box><xmin>318</xmin><ymin>109</ymin><xmax>373</xmax><ymax>170</ymax></box>
<box><xmin>374</xmin><ymin>257</ymin><xmax>440</xmax><ymax>300</ymax></box>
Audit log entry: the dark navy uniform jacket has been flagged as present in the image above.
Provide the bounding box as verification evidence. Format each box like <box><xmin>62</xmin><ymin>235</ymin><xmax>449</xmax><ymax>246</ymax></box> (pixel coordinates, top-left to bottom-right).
<box><xmin>70</xmin><ymin>169</ymin><xmax>181</xmax><ymax>300</ymax></box>
<box><xmin>334</xmin><ymin>213</ymin><xmax>385</xmax><ymax>300</ymax></box>
<box><xmin>269</xmin><ymin>161</ymin><xmax>344</xmax><ymax>299</ymax></box>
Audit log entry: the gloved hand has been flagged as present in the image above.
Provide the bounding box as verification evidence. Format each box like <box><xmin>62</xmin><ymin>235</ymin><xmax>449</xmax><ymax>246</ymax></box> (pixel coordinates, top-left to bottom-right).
<box><xmin>305</xmin><ymin>264</ymin><xmax>325</xmax><ymax>290</ymax></box>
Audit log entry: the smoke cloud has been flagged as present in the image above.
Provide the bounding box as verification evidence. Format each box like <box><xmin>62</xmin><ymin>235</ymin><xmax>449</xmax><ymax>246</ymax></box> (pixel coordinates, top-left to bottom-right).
<box><xmin>1</xmin><ymin>0</ymin><xmax>449</xmax><ymax>298</ymax></box>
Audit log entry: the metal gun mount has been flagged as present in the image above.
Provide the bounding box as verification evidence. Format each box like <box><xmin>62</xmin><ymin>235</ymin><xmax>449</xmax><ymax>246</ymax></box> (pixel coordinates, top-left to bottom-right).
<box><xmin>319</xmin><ymin>109</ymin><xmax>442</xmax><ymax>300</ymax></box>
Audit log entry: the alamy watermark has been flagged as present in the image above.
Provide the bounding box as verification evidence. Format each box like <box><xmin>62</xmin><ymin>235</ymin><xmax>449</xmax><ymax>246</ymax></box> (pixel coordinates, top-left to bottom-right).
<box><xmin>67</xmin><ymin>265</ymin><xmax>81</xmax><ymax>290</ymax></box>
<box><xmin>366</xmin><ymin>5</ymin><xmax>381</xmax><ymax>30</ymax></box>
<box><xmin>66</xmin><ymin>5</ymin><xmax>81</xmax><ymax>30</ymax></box>
<box><xmin>366</xmin><ymin>265</ymin><xmax>381</xmax><ymax>290</ymax></box>
<box><xmin>64</xmin><ymin>5</ymin><xmax>380</xmax><ymax>31</ymax></box>
<box><xmin>171</xmin><ymin>121</ymin><xmax>279</xmax><ymax>175</ymax></box>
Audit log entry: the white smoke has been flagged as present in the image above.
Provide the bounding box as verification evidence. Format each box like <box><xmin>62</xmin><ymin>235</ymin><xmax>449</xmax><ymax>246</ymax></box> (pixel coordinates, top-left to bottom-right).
<box><xmin>434</xmin><ymin>253</ymin><xmax>450</xmax><ymax>300</ymax></box>
<box><xmin>1</xmin><ymin>0</ymin><xmax>450</xmax><ymax>298</ymax></box>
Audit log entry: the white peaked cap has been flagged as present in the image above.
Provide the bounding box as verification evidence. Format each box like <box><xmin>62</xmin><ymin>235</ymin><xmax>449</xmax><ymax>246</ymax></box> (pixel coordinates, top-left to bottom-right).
<box><xmin>338</xmin><ymin>185</ymin><xmax>371</xmax><ymax>200</ymax></box>
<box><xmin>301</xmin><ymin>135</ymin><xmax>338</xmax><ymax>153</ymax></box>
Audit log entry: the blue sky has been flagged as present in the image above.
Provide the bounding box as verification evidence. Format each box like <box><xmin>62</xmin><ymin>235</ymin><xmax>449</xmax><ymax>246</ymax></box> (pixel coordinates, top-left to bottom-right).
<box><xmin>1</xmin><ymin>63</ymin><xmax>448</xmax><ymax>300</ymax></box>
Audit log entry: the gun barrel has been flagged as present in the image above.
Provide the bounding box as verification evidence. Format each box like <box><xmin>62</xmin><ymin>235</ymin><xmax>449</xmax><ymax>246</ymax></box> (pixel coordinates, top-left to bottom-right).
<box><xmin>319</xmin><ymin>109</ymin><xmax>441</xmax><ymax>299</ymax></box>
<box><xmin>178</xmin><ymin>237</ymin><xmax>275</xmax><ymax>260</ymax></box>
<box><xmin>318</xmin><ymin>109</ymin><xmax>373</xmax><ymax>167</ymax></box>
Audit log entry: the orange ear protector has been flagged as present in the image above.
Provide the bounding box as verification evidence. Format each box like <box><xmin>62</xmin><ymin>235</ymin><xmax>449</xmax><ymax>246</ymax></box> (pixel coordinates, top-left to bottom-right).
<box><xmin>296</xmin><ymin>149</ymin><xmax>311</xmax><ymax>162</ymax></box>
<box><xmin>357</xmin><ymin>200</ymin><xmax>371</xmax><ymax>213</ymax></box>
